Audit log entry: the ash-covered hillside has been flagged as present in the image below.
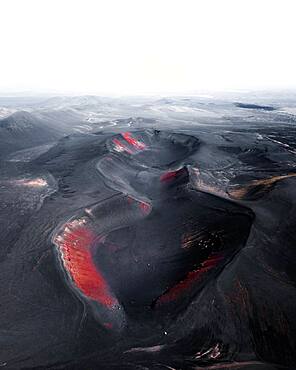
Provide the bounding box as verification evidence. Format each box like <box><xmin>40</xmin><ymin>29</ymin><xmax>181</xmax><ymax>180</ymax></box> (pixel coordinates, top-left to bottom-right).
<box><xmin>0</xmin><ymin>92</ymin><xmax>296</xmax><ymax>369</ymax></box>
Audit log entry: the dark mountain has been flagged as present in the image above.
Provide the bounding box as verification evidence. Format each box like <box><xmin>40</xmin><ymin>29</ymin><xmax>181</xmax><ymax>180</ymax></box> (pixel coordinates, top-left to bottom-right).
<box><xmin>0</xmin><ymin>111</ymin><xmax>63</xmax><ymax>157</ymax></box>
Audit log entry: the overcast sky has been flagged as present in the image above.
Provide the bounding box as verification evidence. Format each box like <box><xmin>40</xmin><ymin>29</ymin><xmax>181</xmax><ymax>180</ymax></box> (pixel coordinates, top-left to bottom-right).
<box><xmin>0</xmin><ymin>0</ymin><xmax>295</xmax><ymax>95</ymax></box>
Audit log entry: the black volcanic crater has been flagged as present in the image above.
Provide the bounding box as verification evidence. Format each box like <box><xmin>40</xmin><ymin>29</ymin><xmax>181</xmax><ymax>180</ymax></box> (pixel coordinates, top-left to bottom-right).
<box><xmin>52</xmin><ymin>129</ymin><xmax>254</xmax><ymax>335</ymax></box>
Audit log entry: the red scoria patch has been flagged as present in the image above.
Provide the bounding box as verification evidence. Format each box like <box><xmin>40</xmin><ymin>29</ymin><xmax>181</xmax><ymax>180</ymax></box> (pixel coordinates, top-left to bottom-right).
<box><xmin>160</xmin><ymin>170</ymin><xmax>179</xmax><ymax>182</ymax></box>
<box><xmin>138</xmin><ymin>200</ymin><xmax>151</xmax><ymax>215</ymax></box>
<box><xmin>155</xmin><ymin>253</ymin><xmax>224</xmax><ymax>305</ymax></box>
<box><xmin>112</xmin><ymin>138</ymin><xmax>133</xmax><ymax>154</ymax></box>
<box><xmin>121</xmin><ymin>132</ymin><xmax>146</xmax><ymax>150</ymax></box>
<box><xmin>160</xmin><ymin>168</ymin><xmax>186</xmax><ymax>182</ymax></box>
<box><xmin>55</xmin><ymin>221</ymin><xmax>118</xmax><ymax>308</ymax></box>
